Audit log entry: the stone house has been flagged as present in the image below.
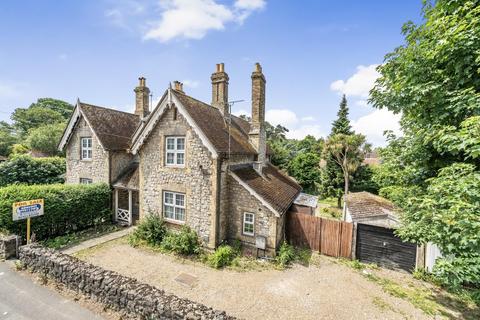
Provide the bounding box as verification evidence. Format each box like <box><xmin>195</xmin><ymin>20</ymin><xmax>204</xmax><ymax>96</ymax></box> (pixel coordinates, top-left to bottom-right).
<box><xmin>59</xmin><ymin>63</ymin><xmax>303</xmax><ymax>255</ymax></box>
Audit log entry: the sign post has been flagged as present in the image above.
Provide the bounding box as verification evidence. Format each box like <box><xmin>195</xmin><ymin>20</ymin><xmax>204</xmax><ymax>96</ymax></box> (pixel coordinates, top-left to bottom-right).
<box><xmin>12</xmin><ymin>199</ymin><xmax>44</xmax><ymax>244</ymax></box>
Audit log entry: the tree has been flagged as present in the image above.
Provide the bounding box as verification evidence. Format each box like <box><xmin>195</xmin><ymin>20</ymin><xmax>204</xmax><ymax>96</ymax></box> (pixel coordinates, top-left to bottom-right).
<box><xmin>318</xmin><ymin>95</ymin><xmax>354</xmax><ymax>206</ymax></box>
<box><xmin>0</xmin><ymin>121</ymin><xmax>17</xmax><ymax>156</ymax></box>
<box><xmin>323</xmin><ymin>133</ymin><xmax>366</xmax><ymax>211</ymax></box>
<box><xmin>11</xmin><ymin>98</ymin><xmax>73</xmax><ymax>137</ymax></box>
<box><xmin>331</xmin><ymin>95</ymin><xmax>353</xmax><ymax>136</ymax></box>
<box><xmin>287</xmin><ymin>152</ymin><xmax>321</xmax><ymax>194</ymax></box>
<box><xmin>369</xmin><ymin>0</ymin><xmax>480</xmax><ymax>286</ymax></box>
<box><xmin>26</xmin><ymin>123</ymin><xmax>66</xmax><ymax>156</ymax></box>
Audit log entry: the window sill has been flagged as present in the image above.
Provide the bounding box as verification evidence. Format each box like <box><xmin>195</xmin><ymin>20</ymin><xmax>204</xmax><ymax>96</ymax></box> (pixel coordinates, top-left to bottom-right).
<box><xmin>242</xmin><ymin>232</ymin><xmax>255</xmax><ymax>237</ymax></box>
<box><xmin>80</xmin><ymin>159</ymin><xmax>93</xmax><ymax>162</ymax></box>
<box><xmin>165</xmin><ymin>165</ymin><xmax>185</xmax><ymax>168</ymax></box>
<box><xmin>164</xmin><ymin>218</ymin><xmax>186</xmax><ymax>225</ymax></box>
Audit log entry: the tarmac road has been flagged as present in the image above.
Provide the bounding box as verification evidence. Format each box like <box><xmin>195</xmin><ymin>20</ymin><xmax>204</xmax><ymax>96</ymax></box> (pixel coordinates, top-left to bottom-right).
<box><xmin>0</xmin><ymin>262</ymin><xmax>104</xmax><ymax>320</ymax></box>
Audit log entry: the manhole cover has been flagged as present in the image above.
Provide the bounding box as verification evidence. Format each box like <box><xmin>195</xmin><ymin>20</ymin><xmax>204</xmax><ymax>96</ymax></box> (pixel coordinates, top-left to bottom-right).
<box><xmin>174</xmin><ymin>273</ymin><xmax>198</xmax><ymax>288</ymax></box>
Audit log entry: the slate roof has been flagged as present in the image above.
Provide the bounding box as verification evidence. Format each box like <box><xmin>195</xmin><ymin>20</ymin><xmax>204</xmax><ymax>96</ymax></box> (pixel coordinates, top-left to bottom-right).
<box><xmin>113</xmin><ymin>162</ymin><xmax>139</xmax><ymax>190</ymax></box>
<box><xmin>346</xmin><ymin>192</ymin><xmax>398</xmax><ymax>219</ymax></box>
<box><xmin>173</xmin><ymin>90</ymin><xmax>258</xmax><ymax>155</ymax></box>
<box><xmin>79</xmin><ymin>102</ymin><xmax>140</xmax><ymax>151</ymax></box>
<box><xmin>231</xmin><ymin>163</ymin><xmax>302</xmax><ymax>215</ymax></box>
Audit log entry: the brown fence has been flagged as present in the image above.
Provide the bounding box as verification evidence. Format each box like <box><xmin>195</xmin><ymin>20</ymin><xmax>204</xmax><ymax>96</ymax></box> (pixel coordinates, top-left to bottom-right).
<box><xmin>286</xmin><ymin>211</ymin><xmax>353</xmax><ymax>259</ymax></box>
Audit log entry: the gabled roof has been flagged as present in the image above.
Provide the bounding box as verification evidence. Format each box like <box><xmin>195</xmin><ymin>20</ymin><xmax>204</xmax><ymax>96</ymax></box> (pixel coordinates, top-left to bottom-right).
<box><xmin>230</xmin><ymin>163</ymin><xmax>302</xmax><ymax>216</ymax></box>
<box><xmin>346</xmin><ymin>192</ymin><xmax>398</xmax><ymax>219</ymax></box>
<box><xmin>58</xmin><ymin>101</ymin><xmax>140</xmax><ymax>151</ymax></box>
<box><xmin>131</xmin><ymin>88</ymin><xmax>264</xmax><ymax>156</ymax></box>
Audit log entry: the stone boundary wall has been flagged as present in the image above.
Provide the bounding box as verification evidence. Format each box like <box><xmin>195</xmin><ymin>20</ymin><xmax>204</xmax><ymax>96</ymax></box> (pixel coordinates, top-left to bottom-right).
<box><xmin>19</xmin><ymin>245</ymin><xmax>235</xmax><ymax>320</ymax></box>
<box><xmin>0</xmin><ymin>235</ymin><xmax>18</xmax><ymax>260</ymax></box>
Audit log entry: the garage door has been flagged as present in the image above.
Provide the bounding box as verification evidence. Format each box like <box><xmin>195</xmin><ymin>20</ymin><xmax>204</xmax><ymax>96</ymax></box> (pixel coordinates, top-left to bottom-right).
<box><xmin>356</xmin><ymin>223</ymin><xmax>417</xmax><ymax>272</ymax></box>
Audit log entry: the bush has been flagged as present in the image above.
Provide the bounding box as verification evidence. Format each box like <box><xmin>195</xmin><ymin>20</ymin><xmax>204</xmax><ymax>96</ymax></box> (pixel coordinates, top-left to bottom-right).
<box><xmin>0</xmin><ymin>183</ymin><xmax>111</xmax><ymax>241</ymax></box>
<box><xmin>129</xmin><ymin>214</ymin><xmax>166</xmax><ymax>247</ymax></box>
<box><xmin>207</xmin><ymin>245</ymin><xmax>237</xmax><ymax>269</ymax></box>
<box><xmin>0</xmin><ymin>155</ymin><xmax>65</xmax><ymax>186</ymax></box>
<box><xmin>161</xmin><ymin>226</ymin><xmax>201</xmax><ymax>255</ymax></box>
<box><xmin>276</xmin><ymin>241</ymin><xmax>295</xmax><ymax>267</ymax></box>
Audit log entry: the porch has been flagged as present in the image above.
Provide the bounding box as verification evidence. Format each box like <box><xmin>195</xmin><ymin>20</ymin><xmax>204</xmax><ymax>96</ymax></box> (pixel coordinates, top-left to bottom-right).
<box><xmin>113</xmin><ymin>162</ymin><xmax>140</xmax><ymax>226</ymax></box>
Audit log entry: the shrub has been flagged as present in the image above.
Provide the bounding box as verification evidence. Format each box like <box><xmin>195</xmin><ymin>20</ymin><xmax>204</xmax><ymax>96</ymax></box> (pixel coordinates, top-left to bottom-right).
<box><xmin>207</xmin><ymin>245</ymin><xmax>237</xmax><ymax>269</ymax></box>
<box><xmin>0</xmin><ymin>183</ymin><xmax>111</xmax><ymax>241</ymax></box>
<box><xmin>0</xmin><ymin>155</ymin><xmax>65</xmax><ymax>186</ymax></box>
<box><xmin>161</xmin><ymin>226</ymin><xmax>201</xmax><ymax>255</ymax></box>
<box><xmin>129</xmin><ymin>214</ymin><xmax>166</xmax><ymax>247</ymax></box>
<box><xmin>276</xmin><ymin>241</ymin><xmax>295</xmax><ymax>267</ymax></box>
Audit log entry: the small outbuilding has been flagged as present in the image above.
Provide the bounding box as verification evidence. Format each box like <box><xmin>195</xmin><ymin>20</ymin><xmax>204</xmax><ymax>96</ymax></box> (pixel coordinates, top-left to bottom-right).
<box><xmin>345</xmin><ymin>191</ymin><xmax>399</xmax><ymax>228</ymax></box>
<box><xmin>289</xmin><ymin>193</ymin><xmax>318</xmax><ymax>215</ymax></box>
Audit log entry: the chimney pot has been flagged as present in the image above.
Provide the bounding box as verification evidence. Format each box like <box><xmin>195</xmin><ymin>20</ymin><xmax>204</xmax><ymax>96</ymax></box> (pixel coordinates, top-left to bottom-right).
<box><xmin>173</xmin><ymin>81</ymin><xmax>184</xmax><ymax>93</ymax></box>
<box><xmin>134</xmin><ymin>77</ymin><xmax>150</xmax><ymax>118</ymax></box>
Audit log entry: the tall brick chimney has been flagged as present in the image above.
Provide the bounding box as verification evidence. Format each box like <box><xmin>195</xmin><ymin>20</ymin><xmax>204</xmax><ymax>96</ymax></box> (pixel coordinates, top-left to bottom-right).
<box><xmin>249</xmin><ymin>63</ymin><xmax>266</xmax><ymax>170</ymax></box>
<box><xmin>134</xmin><ymin>77</ymin><xmax>150</xmax><ymax>117</ymax></box>
<box><xmin>211</xmin><ymin>63</ymin><xmax>229</xmax><ymax>115</ymax></box>
<box><xmin>173</xmin><ymin>81</ymin><xmax>184</xmax><ymax>93</ymax></box>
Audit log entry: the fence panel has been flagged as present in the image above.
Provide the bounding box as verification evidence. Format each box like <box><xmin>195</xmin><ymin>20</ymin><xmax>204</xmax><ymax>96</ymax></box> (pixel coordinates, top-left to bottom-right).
<box><xmin>286</xmin><ymin>211</ymin><xmax>353</xmax><ymax>259</ymax></box>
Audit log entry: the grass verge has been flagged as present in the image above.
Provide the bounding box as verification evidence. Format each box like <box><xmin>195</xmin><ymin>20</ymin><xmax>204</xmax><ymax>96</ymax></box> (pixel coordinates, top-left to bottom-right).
<box><xmin>43</xmin><ymin>224</ymin><xmax>122</xmax><ymax>250</ymax></box>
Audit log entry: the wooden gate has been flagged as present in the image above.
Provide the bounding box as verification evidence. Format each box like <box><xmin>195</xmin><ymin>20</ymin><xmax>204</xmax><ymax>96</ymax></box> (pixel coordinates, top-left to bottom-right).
<box><xmin>286</xmin><ymin>211</ymin><xmax>353</xmax><ymax>258</ymax></box>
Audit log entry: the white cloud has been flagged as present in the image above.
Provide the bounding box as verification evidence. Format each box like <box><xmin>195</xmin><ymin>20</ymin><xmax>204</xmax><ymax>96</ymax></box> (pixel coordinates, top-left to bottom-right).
<box><xmin>232</xmin><ymin>108</ymin><xmax>250</xmax><ymax>117</ymax></box>
<box><xmin>142</xmin><ymin>0</ymin><xmax>265</xmax><ymax>42</ymax></box>
<box><xmin>266</xmin><ymin>108</ymin><xmax>324</xmax><ymax>139</ymax></box>
<box><xmin>330</xmin><ymin>64</ymin><xmax>380</xmax><ymax>98</ymax></box>
<box><xmin>182</xmin><ymin>79</ymin><xmax>200</xmax><ymax>88</ymax></box>
<box><xmin>105</xmin><ymin>0</ymin><xmax>145</xmax><ymax>30</ymax></box>
<box><xmin>352</xmin><ymin>109</ymin><xmax>401</xmax><ymax>146</ymax></box>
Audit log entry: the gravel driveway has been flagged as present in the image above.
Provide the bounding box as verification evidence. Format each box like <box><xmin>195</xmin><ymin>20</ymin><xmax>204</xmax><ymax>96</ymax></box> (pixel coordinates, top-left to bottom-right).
<box><xmin>76</xmin><ymin>239</ymin><xmax>437</xmax><ymax>320</ymax></box>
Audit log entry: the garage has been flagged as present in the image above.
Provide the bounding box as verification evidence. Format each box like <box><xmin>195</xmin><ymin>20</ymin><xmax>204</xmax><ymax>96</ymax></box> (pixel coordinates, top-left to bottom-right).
<box><xmin>356</xmin><ymin>223</ymin><xmax>417</xmax><ymax>272</ymax></box>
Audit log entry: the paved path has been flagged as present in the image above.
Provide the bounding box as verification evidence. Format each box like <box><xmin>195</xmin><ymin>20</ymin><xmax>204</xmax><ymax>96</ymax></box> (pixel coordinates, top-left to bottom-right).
<box><xmin>0</xmin><ymin>262</ymin><xmax>104</xmax><ymax>320</ymax></box>
<box><xmin>62</xmin><ymin>227</ymin><xmax>134</xmax><ymax>255</ymax></box>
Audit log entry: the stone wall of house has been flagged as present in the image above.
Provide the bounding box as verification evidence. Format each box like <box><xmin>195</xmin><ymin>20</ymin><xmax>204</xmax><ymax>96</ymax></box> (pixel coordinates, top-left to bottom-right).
<box><xmin>65</xmin><ymin>117</ymin><xmax>109</xmax><ymax>184</ymax></box>
<box><xmin>110</xmin><ymin>151</ymin><xmax>134</xmax><ymax>182</ymax></box>
<box><xmin>139</xmin><ymin>107</ymin><xmax>215</xmax><ymax>246</ymax></box>
<box><xmin>0</xmin><ymin>235</ymin><xmax>18</xmax><ymax>260</ymax></box>
<box><xmin>19</xmin><ymin>245</ymin><xmax>234</xmax><ymax>320</ymax></box>
<box><xmin>226</xmin><ymin>176</ymin><xmax>279</xmax><ymax>256</ymax></box>
<box><xmin>218</xmin><ymin>155</ymin><xmax>254</xmax><ymax>243</ymax></box>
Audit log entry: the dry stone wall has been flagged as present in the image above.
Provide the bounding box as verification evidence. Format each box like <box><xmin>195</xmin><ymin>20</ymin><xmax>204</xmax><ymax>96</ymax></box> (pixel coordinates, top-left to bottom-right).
<box><xmin>19</xmin><ymin>245</ymin><xmax>235</xmax><ymax>320</ymax></box>
<box><xmin>0</xmin><ymin>235</ymin><xmax>18</xmax><ymax>259</ymax></box>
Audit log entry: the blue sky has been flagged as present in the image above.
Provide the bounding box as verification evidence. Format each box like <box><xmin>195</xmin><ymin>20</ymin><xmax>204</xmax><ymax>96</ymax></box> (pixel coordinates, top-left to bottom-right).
<box><xmin>0</xmin><ymin>0</ymin><xmax>423</xmax><ymax>145</ymax></box>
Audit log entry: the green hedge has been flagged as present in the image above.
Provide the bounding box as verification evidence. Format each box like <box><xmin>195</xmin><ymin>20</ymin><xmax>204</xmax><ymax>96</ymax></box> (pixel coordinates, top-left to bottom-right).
<box><xmin>0</xmin><ymin>155</ymin><xmax>66</xmax><ymax>186</ymax></box>
<box><xmin>0</xmin><ymin>183</ymin><xmax>111</xmax><ymax>240</ymax></box>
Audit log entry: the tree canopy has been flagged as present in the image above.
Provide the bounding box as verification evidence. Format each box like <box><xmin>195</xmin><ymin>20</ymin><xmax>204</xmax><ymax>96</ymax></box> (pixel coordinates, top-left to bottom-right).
<box><xmin>370</xmin><ymin>0</ymin><xmax>480</xmax><ymax>287</ymax></box>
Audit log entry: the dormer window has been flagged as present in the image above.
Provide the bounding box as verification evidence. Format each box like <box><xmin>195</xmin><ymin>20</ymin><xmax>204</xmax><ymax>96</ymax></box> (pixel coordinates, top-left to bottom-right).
<box><xmin>81</xmin><ymin>137</ymin><xmax>92</xmax><ymax>160</ymax></box>
<box><xmin>165</xmin><ymin>136</ymin><xmax>185</xmax><ymax>166</ymax></box>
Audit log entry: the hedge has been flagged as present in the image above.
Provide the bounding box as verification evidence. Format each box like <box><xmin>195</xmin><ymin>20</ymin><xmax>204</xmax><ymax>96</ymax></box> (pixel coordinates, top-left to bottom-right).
<box><xmin>0</xmin><ymin>183</ymin><xmax>111</xmax><ymax>240</ymax></box>
<box><xmin>0</xmin><ymin>155</ymin><xmax>66</xmax><ymax>186</ymax></box>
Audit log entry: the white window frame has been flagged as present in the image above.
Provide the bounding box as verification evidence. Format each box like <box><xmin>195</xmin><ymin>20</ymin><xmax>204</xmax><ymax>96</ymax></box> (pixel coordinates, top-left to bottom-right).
<box><xmin>80</xmin><ymin>137</ymin><xmax>93</xmax><ymax>160</ymax></box>
<box><xmin>79</xmin><ymin>178</ymin><xmax>93</xmax><ymax>184</ymax></box>
<box><xmin>165</xmin><ymin>136</ymin><xmax>185</xmax><ymax>167</ymax></box>
<box><xmin>163</xmin><ymin>191</ymin><xmax>186</xmax><ymax>223</ymax></box>
<box><xmin>243</xmin><ymin>212</ymin><xmax>255</xmax><ymax>236</ymax></box>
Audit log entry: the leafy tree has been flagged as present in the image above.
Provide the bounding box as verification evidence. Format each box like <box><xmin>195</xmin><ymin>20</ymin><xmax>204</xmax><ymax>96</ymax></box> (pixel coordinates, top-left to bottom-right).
<box><xmin>396</xmin><ymin>164</ymin><xmax>480</xmax><ymax>288</ymax></box>
<box><xmin>318</xmin><ymin>96</ymin><xmax>354</xmax><ymax>206</ymax></box>
<box><xmin>351</xmin><ymin>165</ymin><xmax>379</xmax><ymax>194</ymax></box>
<box><xmin>323</xmin><ymin>133</ymin><xmax>366</xmax><ymax>208</ymax></box>
<box><xmin>26</xmin><ymin>123</ymin><xmax>66</xmax><ymax>156</ymax></box>
<box><xmin>370</xmin><ymin>0</ymin><xmax>480</xmax><ymax>286</ymax></box>
<box><xmin>0</xmin><ymin>121</ymin><xmax>17</xmax><ymax>156</ymax></box>
<box><xmin>287</xmin><ymin>152</ymin><xmax>321</xmax><ymax>194</ymax></box>
<box><xmin>296</xmin><ymin>135</ymin><xmax>324</xmax><ymax>154</ymax></box>
<box><xmin>11</xmin><ymin>98</ymin><xmax>73</xmax><ymax>137</ymax></box>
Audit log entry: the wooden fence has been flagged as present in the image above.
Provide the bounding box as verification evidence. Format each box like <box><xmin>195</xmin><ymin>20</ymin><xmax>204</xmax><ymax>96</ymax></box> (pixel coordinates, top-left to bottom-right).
<box><xmin>286</xmin><ymin>211</ymin><xmax>353</xmax><ymax>259</ymax></box>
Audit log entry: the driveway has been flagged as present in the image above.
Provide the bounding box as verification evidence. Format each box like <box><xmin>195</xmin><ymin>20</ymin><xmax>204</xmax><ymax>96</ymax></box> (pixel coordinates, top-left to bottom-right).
<box><xmin>78</xmin><ymin>239</ymin><xmax>433</xmax><ymax>320</ymax></box>
<box><xmin>0</xmin><ymin>262</ymin><xmax>104</xmax><ymax>320</ymax></box>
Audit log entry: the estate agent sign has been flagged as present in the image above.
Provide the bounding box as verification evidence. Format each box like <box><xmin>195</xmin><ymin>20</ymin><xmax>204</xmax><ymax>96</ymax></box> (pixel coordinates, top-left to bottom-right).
<box><xmin>12</xmin><ymin>199</ymin><xmax>44</xmax><ymax>243</ymax></box>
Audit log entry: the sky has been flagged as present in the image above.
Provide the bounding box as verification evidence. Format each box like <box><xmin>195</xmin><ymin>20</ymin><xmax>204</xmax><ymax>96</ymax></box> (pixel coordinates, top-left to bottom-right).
<box><xmin>0</xmin><ymin>0</ymin><xmax>423</xmax><ymax>146</ymax></box>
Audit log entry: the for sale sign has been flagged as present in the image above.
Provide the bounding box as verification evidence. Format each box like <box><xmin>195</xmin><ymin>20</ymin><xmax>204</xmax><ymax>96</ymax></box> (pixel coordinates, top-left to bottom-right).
<box><xmin>12</xmin><ymin>199</ymin><xmax>44</xmax><ymax>221</ymax></box>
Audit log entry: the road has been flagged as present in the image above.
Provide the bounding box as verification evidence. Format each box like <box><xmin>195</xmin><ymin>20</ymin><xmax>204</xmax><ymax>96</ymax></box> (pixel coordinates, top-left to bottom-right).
<box><xmin>0</xmin><ymin>262</ymin><xmax>104</xmax><ymax>320</ymax></box>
